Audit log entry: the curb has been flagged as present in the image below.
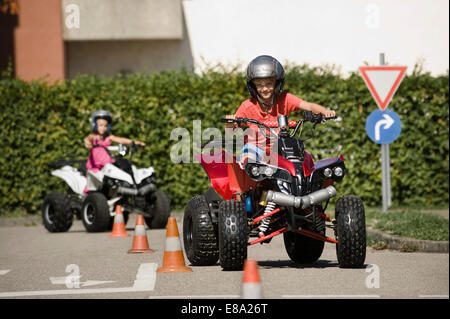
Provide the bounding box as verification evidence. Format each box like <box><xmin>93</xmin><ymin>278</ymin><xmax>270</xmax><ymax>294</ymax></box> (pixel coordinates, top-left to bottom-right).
<box><xmin>367</xmin><ymin>227</ymin><xmax>449</xmax><ymax>253</ymax></box>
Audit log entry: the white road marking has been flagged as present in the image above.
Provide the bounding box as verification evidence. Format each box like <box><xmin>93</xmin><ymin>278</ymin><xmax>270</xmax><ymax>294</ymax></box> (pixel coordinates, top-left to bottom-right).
<box><xmin>148</xmin><ymin>295</ymin><xmax>240</xmax><ymax>299</ymax></box>
<box><xmin>49</xmin><ymin>276</ymin><xmax>80</xmax><ymax>285</ymax></box>
<box><xmin>282</xmin><ymin>294</ymin><xmax>380</xmax><ymax>298</ymax></box>
<box><xmin>81</xmin><ymin>280</ymin><xmax>117</xmax><ymax>287</ymax></box>
<box><xmin>0</xmin><ymin>270</ymin><xmax>11</xmax><ymax>275</ymax></box>
<box><xmin>0</xmin><ymin>263</ymin><xmax>157</xmax><ymax>298</ymax></box>
<box><xmin>132</xmin><ymin>263</ymin><xmax>157</xmax><ymax>290</ymax></box>
<box><xmin>49</xmin><ymin>276</ymin><xmax>115</xmax><ymax>287</ymax></box>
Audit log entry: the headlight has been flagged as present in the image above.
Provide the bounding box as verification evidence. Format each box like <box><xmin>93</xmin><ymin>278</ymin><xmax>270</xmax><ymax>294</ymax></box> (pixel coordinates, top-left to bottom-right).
<box><xmin>333</xmin><ymin>166</ymin><xmax>343</xmax><ymax>177</ymax></box>
<box><xmin>251</xmin><ymin>166</ymin><xmax>260</xmax><ymax>176</ymax></box>
<box><xmin>264</xmin><ymin>166</ymin><xmax>276</xmax><ymax>177</ymax></box>
<box><xmin>246</xmin><ymin>164</ymin><xmax>284</xmax><ymax>181</ymax></box>
<box><xmin>323</xmin><ymin>168</ymin><xmax>332</xmax><ymax>177</ymax></box>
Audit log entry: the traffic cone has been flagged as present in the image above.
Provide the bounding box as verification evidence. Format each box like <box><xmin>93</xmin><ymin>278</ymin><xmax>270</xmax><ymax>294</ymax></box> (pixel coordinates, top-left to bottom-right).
<box><xmin>157</xmin><ymin>217</ymin><xmax>192</xmax><ymax>273</ymax></box>
<box><xmin>108</xmin><ymin>205</ymin><xmax>130</xmax><ymax>238</ymax></box>
<box><xmin>241</xmin><ymin>259</ymin><xmax>263</xmax><ymax>299</ymax></box>
<box><xmin>128</xmin><ymin>214</ymin><xmax>154</xmax><ymax>254</ymax></box>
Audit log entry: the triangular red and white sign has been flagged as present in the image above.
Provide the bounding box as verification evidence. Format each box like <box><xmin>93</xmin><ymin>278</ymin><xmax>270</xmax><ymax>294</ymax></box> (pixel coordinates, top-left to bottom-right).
<box><xmin>359</xmin><ymin>66</ymin><xmax>407</xmax><ymax>110</ymax></box>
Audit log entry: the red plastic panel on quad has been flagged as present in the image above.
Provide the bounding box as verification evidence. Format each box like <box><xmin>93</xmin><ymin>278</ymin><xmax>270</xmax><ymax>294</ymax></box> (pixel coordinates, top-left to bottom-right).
<box><xmin>196</xmin><ymin>150</ymin><xmax>257</xmax><ymax>200</ymax></box>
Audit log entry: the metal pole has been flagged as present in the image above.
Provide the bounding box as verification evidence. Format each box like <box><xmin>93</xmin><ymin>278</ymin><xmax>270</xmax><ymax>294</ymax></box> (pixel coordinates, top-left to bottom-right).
<box><xmin>387</xmin><ymin>143</ymin><xmax>392</xmax><ymax>207</ymax></box>
<box><xmin>380</xmin><ymin>53</ymin><xmax>391</xmax><ymax>212</ymax></box>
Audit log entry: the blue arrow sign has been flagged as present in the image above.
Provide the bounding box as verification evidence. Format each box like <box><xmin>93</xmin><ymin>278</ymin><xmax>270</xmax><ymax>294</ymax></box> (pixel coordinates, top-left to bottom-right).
<box><xmin>366</xmin><ymin>109</ymin><xmax>401</xmax><ymax>144</ymax></box>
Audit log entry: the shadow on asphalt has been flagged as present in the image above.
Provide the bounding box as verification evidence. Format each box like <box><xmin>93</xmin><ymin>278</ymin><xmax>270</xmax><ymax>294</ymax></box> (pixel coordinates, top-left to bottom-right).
<box><xmin>258</xmin><ymin>259</ymin><xmax>340</xmax><ymax>269</ymax></box>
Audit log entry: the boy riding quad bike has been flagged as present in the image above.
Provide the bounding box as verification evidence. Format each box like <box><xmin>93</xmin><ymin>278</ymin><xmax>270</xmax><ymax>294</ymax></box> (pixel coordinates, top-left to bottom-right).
<box><xmin>42</xmin><ymin>142</ymin><xmax>170</xmax><ymax>233</ymax></box>
<box><xmin>183</xmin><ymin>112</ymin><xmax>366</xmax><ymax>270</ymax></box>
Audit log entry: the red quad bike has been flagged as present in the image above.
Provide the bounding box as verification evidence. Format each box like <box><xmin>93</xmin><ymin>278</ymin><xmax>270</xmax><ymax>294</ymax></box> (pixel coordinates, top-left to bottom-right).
<box><xmin>183</xmin><ymin>112</ymin><xmax>366</xmax><ymax>271</ymax></box>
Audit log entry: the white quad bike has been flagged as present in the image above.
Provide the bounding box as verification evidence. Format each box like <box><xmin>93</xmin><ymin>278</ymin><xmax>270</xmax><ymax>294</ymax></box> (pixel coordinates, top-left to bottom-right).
<box><xmin>42</xmin><ymin>143</ymin><xmax>170</xmax><ymax>232</ymax></box>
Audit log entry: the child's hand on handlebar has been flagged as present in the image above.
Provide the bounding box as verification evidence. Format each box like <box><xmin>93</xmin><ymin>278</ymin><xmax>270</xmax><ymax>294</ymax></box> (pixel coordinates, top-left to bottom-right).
<box><xmin>134</xmin><ymin>140</ymin><xmax>146</xmax><ymax>147</ymax></box>
<box><xmin>322</xmin><ymin>109</ymin><xmax>336</xmax><ymax>118</ymax></box>
<box><xmin>224</xmin><ymin>115</ymin><xmax>236</xmax><ymax>128</ymax></box>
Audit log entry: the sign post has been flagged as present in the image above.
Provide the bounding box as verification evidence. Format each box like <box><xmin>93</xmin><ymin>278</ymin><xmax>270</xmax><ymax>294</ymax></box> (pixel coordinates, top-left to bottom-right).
<box><xmin>380</xmin><ymin>54</ymin><xmax>391</xmax><ymax>213</ymax></box>
<box><xmin>359</xmin><ymin>53</ymin><xmax>407</xmax><ymax>212</ymax></box>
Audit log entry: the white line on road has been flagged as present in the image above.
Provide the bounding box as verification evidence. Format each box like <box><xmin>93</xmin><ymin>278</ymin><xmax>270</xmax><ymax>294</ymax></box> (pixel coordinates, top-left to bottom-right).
<box><xmin>0</xmin><ymin>270</ymin><xmax>11</xmax><ymax>275</ymax></box>
<box><xmin>282</xmin><ymin>294</ymin><xmax>380</xmax><ymax>298</ymax></box>
<box><xmin>0</xmin><ymin>287</ymin><xmax>151</xmax><ymax>298</ymax></box>
<box><xmin>0</xmin><ymin>263</ymin><xmax>157</xmax><ymax>298</ymax></box>
<box><xmin>148</xmin><ymin>295</ymin><xmax>240</xmax><ymax>299</ymax></box>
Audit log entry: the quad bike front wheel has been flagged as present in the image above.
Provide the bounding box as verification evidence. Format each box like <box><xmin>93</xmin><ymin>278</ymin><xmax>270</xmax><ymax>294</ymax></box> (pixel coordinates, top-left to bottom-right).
<box><xmin>42</xmin><ymin>192</ymin><xmax>73</xmax><ymax>232</ymax></box>
<box><xmin>335</xmin><ymin>195</ymin><xmax>366</xmax><ymax>268</ymax></box>
<box><xmin>183</xmin><ymin>195</ymin><xmax>219</xmax><ymax>266</ymax></box>
<box><xmin>81</xmin><ymin>192</ymin><xmax>111</xmax><ymax>232</ymax></box>
<box><xmin>283</xmin><ymin>217</ymin><xmax>325</xmax><ymax>264</ymax></box>
<box><xmin>218</xmin><ymin>200</ymin><xmax>248</xmax><ymax>271</ymax></box>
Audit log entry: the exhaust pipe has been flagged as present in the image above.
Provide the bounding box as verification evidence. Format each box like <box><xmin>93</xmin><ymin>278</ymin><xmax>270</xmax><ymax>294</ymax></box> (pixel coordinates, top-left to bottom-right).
<box><xmin>117</xmin><ymin>183</ymin><xmax>156</xmax><ymax>196</ymax></box>
<box><xmin>266</xmin><ymin>186</ymin><xmax>336</xmax><ymax>209</ymax></box>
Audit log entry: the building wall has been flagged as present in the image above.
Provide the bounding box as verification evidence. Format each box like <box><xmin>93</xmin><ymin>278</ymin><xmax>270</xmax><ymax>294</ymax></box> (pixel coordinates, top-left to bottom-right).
<box><xmin>62</xmin><ymin>0</ymin><xmax>191</xmax><ymax>77</ymax></box>
<box><xmin>14</xmin><ymin>0</ymin><xmax>65</xmax><ymax>82</ymax></box>
<box><xmin>61</xmin><ymin>0</ymin><xmax>183</xmax><ymax>40</ymax></box>
<box><xmin>66</xmin><ymin>38</ymin><xmax>193</xmax><ymax>78</ymax></box>
<box><xmin>182</xmin><ymin>0</ymin><xmax>449</xmax><ymax>76</ymax></box>
<box><xmin>9</xmin><ymin>0</ymin><xmax>449</xmax><ymax>81</ymax></box>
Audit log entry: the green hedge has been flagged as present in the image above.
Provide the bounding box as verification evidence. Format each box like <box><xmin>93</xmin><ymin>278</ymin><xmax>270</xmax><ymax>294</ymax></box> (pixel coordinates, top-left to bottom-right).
<box><xmin>0</xmin><ymin>63</ymin><xmax>448</xmax><ymax>214</ymax></box>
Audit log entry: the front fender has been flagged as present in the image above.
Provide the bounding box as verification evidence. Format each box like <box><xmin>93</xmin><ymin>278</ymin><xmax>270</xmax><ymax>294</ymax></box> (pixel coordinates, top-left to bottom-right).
<box><xmin>132</xmin><ymin>165</ymin><xmax>155</xmax><ymax>185</ymax></box>
<box><xmin>196</xmin><ymin>150</ymin><xmax>257</xmax><ymax>200</ymax></box>
<box><xmin>101</xmin><ymin>163</ymin><xmax>134</xmax><ymax>185</ymax></box>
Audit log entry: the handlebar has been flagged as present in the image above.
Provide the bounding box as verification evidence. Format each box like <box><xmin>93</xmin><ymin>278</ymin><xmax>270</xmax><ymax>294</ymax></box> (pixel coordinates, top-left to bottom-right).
<box><xmin>221</xmin><ymin>112</ymin><xmax>338</xmax><ymax>139</ymax></box>
<box><xmin>221</xmin><ymin>114</ymin><xmax>337</xmax><ymax>128</ymax></box>
<box><xmin>107</xmin><ymin>142</ymin><xmax>145</xmax><ymax>157</ymax></box>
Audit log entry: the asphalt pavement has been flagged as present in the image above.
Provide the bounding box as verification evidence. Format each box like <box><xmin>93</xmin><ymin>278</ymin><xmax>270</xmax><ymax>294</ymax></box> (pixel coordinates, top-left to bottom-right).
<box><xmin>0</xmin><ymin>213</ymin><xmax>448</xmax><ymax>302</ymax></box>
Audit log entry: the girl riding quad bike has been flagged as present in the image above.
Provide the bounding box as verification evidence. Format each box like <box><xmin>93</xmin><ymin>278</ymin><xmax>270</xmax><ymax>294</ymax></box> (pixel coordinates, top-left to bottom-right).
<box><xmin>42</xmin><ymin>110</ymin><xmax>170</xmax><ymax>233</ymax></box>
<box><xmin>183</xmin><ymin>112</ymin><xmax>366</xmax><ymax>270</ymax></box>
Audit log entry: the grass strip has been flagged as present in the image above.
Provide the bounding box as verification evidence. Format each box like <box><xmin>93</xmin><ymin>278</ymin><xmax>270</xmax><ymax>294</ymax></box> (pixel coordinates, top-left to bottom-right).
<box><xmin>364</xmin><ymin>209</ymin><xmax>448</xmax><ymax>241</ymax></box>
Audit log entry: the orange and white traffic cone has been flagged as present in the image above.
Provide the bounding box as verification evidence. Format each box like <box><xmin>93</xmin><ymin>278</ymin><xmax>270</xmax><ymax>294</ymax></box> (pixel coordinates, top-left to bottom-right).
<box><xmin>157</xmin><ymin>217</ymin><xmax>192</xmax><ymax>273</ymax></box>
<box><xmin>241</xmin><ymin>259</ymin><xmax>263</xmax><ymax>299</ymax></box>
<box><xmin>128</xmin><ymin>214</ymin><xmax>154</xmax><ymax>254</ymax></box>
<box><xmin>108</xmin><ymin>205</ymin><xmax>130</xmax><ymax>238</ymax></box>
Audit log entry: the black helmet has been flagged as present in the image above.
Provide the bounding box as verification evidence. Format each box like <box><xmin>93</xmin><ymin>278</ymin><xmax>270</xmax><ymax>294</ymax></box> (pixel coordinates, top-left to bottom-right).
<box><xmin>89</xmin><ymin>110</ymin><xmax>112</xmax><ymax>134</ymax></box>
<box><xmin>246</xmin><ymin>55</ymin><xmax>285</xmax><ymax>98</ymax></box>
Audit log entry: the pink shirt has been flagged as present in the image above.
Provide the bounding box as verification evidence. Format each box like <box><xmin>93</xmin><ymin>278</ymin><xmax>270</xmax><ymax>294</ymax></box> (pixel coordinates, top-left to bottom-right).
<box><xmin>86</xmin><ymin>135</ymin><xmax>114</xmax><ymax>173</ymax></box>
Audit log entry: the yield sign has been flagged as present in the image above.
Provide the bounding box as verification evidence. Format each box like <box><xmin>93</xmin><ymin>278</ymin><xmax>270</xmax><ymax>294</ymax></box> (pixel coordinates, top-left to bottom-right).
<box><xmin>359</xmin><ymin>66</ymin><xmax>407</xmax><ymax>110</ymax></box>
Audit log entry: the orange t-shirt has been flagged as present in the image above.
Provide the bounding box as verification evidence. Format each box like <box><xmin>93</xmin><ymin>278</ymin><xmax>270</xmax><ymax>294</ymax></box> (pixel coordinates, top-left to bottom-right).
<box><xmin>234</xmin><ymin>92</ymin><xmax>303</xmax><ymax>152</ymax></box>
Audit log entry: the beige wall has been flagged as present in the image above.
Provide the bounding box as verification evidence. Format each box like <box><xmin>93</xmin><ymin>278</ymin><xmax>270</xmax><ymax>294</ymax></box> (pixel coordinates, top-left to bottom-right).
<box><xmin>61</xmin><ymin>0</ymin><xmax>182</xmax><ymax>40</ymax></box>
<box><xmin>62</xmin><ymin>0</ymin><xmax>191</xmax><ymax>78</ymax></box>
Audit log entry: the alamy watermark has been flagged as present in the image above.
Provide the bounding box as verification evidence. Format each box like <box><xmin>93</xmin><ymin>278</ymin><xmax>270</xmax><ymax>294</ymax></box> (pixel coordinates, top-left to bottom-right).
<box><xmin>65</xmin><ymin>3</ymin><xmax>80</xmax><ymax>29</ymax></box>
<box><xmin>65</xmin><ymin>264</ymin><xmax>81</xmax><ymax>288</ymax></box>
<box><xmin>365</xmin><ymin>3</ymin><xmax>381</xmax><ymax>29</ymax></box>
<box><xmin>365</xmin><ymin>264</ymin><xmax>380</xmax><ymax>289</ymax></box>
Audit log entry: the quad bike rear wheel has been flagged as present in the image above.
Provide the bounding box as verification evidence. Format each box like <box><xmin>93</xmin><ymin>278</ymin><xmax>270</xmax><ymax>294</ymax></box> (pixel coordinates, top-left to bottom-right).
<box><xmin>145</xmin><ymin>190</ymin><xmax>170</xmax><ymax>229</ymax></box>
<box><xmin>81</xmin><ymin>192</ymin><xmax>111</xmax><ymax>232</ymax></box>
<box><xmin>183</xmin><ymin>195</ymin><xmax>219</xmax><ymax>266</ymax></box>
<box><xmin>42</xmin><ymin>192</ymin><xmax>73</xmax><ymax>232</ymax></box>
<box><xmin>335</xmin><ymin>195</ymin><xmax>366</xmax><ymax>268</ymax></box>
<box><xmin>218</xmin><ymin>200</ymin><xmax>248</xmax><ymax>271</ymax></box>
